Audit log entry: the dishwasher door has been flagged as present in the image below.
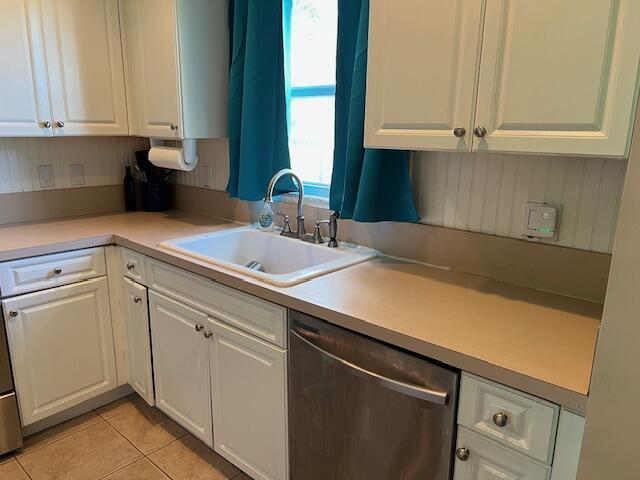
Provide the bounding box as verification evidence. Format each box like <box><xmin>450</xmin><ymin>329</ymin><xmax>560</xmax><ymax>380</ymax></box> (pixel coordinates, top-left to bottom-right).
<box><xmin>289</xmin><ymin>311</ymin><xmax>459</xmax><ymax>480</ymax></box>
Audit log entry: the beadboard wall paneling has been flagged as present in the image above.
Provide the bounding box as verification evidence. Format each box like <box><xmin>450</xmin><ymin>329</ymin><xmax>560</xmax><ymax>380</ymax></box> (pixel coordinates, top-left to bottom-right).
<box><xmin>0</xmin><ymin>137</ymin><xmax>149</xmax><ymax>194</ymax></box>
<box><xmin>172</xmin><ymin>139</ymin><xmax>230</xmax><ymax>191</ymax></box>
<box><xmin>412</xmin><ymin>152</ymin><xmax>627</xmax><ymax>253</ymax></box>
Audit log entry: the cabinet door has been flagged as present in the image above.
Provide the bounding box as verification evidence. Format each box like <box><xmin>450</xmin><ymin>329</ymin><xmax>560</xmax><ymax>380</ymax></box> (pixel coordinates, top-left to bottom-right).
<box><xmin>364</xmin><ymin>0</ymin><xmax>484</xmax><ymax>151</ymax></box>
<box><xmin>454</xmin><ymin>428</ymin><xmax>551</xmax><ymax>480</ymax></box>
<box><xmin>550</xmin><ymin>410</ymin><xmax>585</xmax><ymax>480</ymax></box>
<box><xmin>120</xmin><ymin>0</ymin><xmax>182</xmax><ymax>138</ymax></box>
<box><xmin>123</xmin><ymin>278</ymin><xmax>154</xmax><ymax>406</ymax></box>
<box><xmin>0</xmin><ymin>0</ymin><xmax>52</xmax><ymax>137</ymax></box>
<box><xmin>208</xmin><ymin>318</ymin><xmax>288</xmax><ymax>480</ymax></box>
<box><xmin>474</xmin><ymin>0</ymin><xmax>640</xmax><ymax>157</ymax></box>
<box><xmin>149</xmin><ymin>291</ymin><xmax>212</xmax><ymax>446</ymax></box>
<box><xmin>41</xmin><ymin>0</ymin><xmax>128</xmax><ymax>136</ymax></box>
<box><xmin>2</xmin><ymin>278</ymin><xmax>116</xmax><ymax>426</ymax></box>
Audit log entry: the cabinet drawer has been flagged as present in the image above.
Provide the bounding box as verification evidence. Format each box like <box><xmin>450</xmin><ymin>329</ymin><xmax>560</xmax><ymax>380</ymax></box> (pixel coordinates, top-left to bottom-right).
<box><xmin>454</xmin><ymin>427</ymin><xmax>551</xmax><ymax>480</ymax></box>
<box><xmin>458</xmin><ymin>374</ymin><xmax>559</xmax><ymax>464</ymax></box>
<box><xmin>120</xmin><ymin>247</ymin><xmax>147</xmax><ymax>285</ymax></box>
<box><xmin>0</xmin><ymin>247</ymin><xmax>106</xmax><ymax>297</ymax></box>
<box><xmin>147</xmin><ymin>259</ymin><xmax>287</xmax><ymax>347</ymax></box>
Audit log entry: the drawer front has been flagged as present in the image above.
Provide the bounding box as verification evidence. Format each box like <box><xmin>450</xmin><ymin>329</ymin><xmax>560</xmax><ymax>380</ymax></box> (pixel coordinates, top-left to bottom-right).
<box><xmin>454</xmin><ymin>427</ymin><xmax>551</xmax><ymax>480</ymax></box>
<box><xmin>0</xmin><ymin>247</ymin><xmax>106</xmax><ymax>297</ymax></box>
<box><xmin>147</xmin><ymin>259</ymin><xmax>287</xmax><ymax>348</ymax></box>
<box><xmin>120</xmin><ymin>247</ymin><xmax>147</xmax><ymax>285</ymax></box>
<box><xmin>458</xmin><ymin>374</ymin><xmax>559</xmax><ymax>464</ymax></box>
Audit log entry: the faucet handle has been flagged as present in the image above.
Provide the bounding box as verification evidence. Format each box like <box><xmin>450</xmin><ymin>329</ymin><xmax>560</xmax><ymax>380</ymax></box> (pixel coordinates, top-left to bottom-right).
<box><xmin>312</xmin><ymin>221</ymin><xmax>327</xmax><ymax>244</ymax></box>
<box><xmin>277</xmin><ymin>212</ymin><xmax>292</xmax><ymax>235</ymax></box>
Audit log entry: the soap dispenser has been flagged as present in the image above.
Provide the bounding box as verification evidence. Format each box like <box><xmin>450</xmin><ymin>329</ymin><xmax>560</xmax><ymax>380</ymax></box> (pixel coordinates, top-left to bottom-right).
<box><xmin>257</xmin><ymin>201</ymin><xmax>275</xmax><ymax>231</ymax></box>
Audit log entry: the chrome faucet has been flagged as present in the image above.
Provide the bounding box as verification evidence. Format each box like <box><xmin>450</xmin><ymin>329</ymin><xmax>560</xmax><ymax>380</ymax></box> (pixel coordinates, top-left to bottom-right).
<box><xmin>265</xmin><ymin>169</ymin><xmax>305</xmax><ymax>237</ymax></box>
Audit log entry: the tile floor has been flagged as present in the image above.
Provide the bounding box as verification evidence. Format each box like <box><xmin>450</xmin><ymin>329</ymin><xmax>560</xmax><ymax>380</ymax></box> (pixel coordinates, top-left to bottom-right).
<box><xmin>0</xmin><ymin>394</ymin><xmax>254</xmax><ymax>480</ymax></box>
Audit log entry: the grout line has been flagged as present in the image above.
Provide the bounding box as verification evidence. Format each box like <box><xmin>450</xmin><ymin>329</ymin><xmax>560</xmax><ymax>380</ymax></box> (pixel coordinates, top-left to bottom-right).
<box><xmin>96</xmin><ymin>456</ymin><xmax>141</xmax><ymax>480</ymax></box>
<box><xmin>15</xmin><ymin>416</ymin><xmax>105</xmax><ymax>459</ymax></box>
<box><xmin>103</xmin><ymin>421</ymin><xmax>146</xmax><ymax>458</ymax></box>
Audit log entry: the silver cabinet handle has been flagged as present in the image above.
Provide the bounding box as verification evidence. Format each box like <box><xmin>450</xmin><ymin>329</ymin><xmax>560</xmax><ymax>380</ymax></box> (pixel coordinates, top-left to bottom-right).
<box><xmin>291</xmin><ymin>329</ymin><xmax>449</xmax><ymax>405</ymax></box>
<box><xmin>473</xmin><ymin>126</ymin><xmax>487</xmax><ymax>138</ymax></box>
<box><xmin>133</xmin><ymin>296</ymin><xmax>142</xmax><ymax>303</ymax></box>
<box><xmin>126</xmin><ymin>262</ymin><xmax>135</xmax><ymax>271</ymax></box>
<box><xmin>456</xmin><ymin>447</ymin><xmax>470</xmax><ymax>461</ymax></box>
<box><xmin>8</xmin><ymin>310</ymin><xmax>18</xmax><ymax>318</ymax></box>
<box><xmin>56</xmin><ymin>120</ymin><xmax>65</xmax><ymax>128</ymax></box>
<box><xmin>493</xmin><ymin>412</ymin><xmax>509</xmax><ymax>427</ymax></box>
<box><xmin>42</xmin><ymin>121</ymin><xmax>52</xmax><ymax>128</ymax></box>
<box><xmin>204</xmin><ymin>330</ymin><xmax>213</xmax><ymax>338</ymax></box>
<box><xmin>453</xmin><ymin>127</ymin><xmax>466</xmax><ymax>137</ymax></box>
<box><xmin>169</xmin><ymin>123</ymin><xmax>178</xmax><ymax>131</ymax></box>
<box><xmin>53</xmin><ymin>267</ymin><xmax>62</xmax><ymax>275</ymax></box>
<box><xmin>195</xmin><ymin>323</ymin><xmax>204</xmax><ymax>332</ymax></box>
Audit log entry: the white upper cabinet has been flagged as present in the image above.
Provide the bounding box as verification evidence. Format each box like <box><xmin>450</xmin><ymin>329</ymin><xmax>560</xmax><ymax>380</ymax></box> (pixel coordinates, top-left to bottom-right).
<box><xmin>41</xmin><ymin>0</ymin><xmax>128</xmax><ymax>136</ymax></box>
<box><xmin>0</xmin><ymin>0</ymin><xmax>51</xmax><ymax>136</ymax></box>
<box><xmin>120</xmin><ymin>0</ymin><xmax>228</xmax><ymax>140</ymax></box>
<box><xmin>365</xmin><ymin>0</ymin><xmax>484</xmax><ymax>152</ymax></box>
<box><xmin>475</xmin><ymin>0</ymin><xmax>640</xmax><ymax>157</ymax></box>
<box><xmin>0</xmin><ymin>0</ymin><xmax>129</xmax><ymax>137</ymax></box>
<box><xmin>366</xmin><ymin>0</ymin><xmax>640</xmax><ymax>157</ymax></box>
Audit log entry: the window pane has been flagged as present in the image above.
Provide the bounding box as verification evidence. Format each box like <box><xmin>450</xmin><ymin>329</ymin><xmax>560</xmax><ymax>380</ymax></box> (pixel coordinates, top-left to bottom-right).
<box><xmin>290</xmin><ymin>0</ymin><xmax>337</xmax><ymax>87</ymax></box>
<box><xmin>289</xmin><ymin>96</ymin><xmax>334</xmax><ymax>186</ymax></box>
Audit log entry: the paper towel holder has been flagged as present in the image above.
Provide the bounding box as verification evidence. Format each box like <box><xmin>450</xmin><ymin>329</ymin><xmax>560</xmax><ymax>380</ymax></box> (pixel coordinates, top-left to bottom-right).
<box><xmin>149</xmin><ymin>138</ymin><xmax>198</xmax><ymax>167</ymax></box>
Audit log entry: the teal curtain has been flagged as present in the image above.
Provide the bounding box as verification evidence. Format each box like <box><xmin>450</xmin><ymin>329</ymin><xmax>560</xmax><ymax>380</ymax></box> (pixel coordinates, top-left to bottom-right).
<box><xmin>330</xmin><ymin>0</ymin><xmax>419</xmax><ymax>222</ymax></box>
<box><xmin>227</xmin><ymin>0</ymin><xmax>293</xmax><ymax>201</ymax></box>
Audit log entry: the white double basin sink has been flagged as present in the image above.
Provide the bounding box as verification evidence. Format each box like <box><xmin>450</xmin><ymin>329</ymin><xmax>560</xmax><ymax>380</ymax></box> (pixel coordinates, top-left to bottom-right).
<box><xmin>159</xmin><ymin>225</ymin><xmax>378</xmax><ymax>287</ymax></box>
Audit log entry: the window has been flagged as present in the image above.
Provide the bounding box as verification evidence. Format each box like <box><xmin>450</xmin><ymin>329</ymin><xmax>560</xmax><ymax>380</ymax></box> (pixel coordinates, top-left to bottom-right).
<box><xmin>283</xmin><ymin>0</ymin><xmax>338</xmax><ymax>197</ymax></box>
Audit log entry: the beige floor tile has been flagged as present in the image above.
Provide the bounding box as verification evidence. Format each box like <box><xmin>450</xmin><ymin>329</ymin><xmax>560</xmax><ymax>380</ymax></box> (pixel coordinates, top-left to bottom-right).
<box><xmin>17</xmin><ymin>421</ymin><xmax>141</xmax><ymax>480</ymax></box>
<box><xmin>148</xmin><ymin>435</ymin><xmax>240</xmax><ymax>480</ymax></box>
<box><xmin>102</xmin><ymin>458</ymin><xmax>170</xmax><ymax>480</ymax></box>
<box><xmin>17</xmin><ymin>411</ymin><xmax>103</xmax><ymax>456</ymax></box>
<box><xmin>0</xmin><ymin>459</ymin><xmax>30</xmax><ymax>480</ymax></box>
<box><xmin>95</xmin><ymin>393</ymin><xmax>146</xmax><ymax>419</ymax></box>
<box><xmin>106</xmin><ymin>403</ymin><xmax>187</xmax><ymax>454</ymax></box>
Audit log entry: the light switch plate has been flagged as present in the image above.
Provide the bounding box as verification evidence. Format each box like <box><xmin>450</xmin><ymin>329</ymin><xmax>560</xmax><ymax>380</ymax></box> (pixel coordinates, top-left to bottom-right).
<box><xmin>523</xmin><ymin>202</ymin><xmax>558</xmax><ymax>239</ymax></box>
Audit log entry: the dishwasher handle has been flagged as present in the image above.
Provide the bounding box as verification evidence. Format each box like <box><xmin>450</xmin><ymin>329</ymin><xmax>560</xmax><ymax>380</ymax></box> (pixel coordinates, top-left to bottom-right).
<box><xmin>291</xmin><ymin>329</ymin><xmax>449</xmax><ymax>405</ymax></box>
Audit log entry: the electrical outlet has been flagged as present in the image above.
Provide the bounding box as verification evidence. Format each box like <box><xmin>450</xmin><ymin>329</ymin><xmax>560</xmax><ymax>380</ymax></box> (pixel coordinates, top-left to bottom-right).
<box><xmin>38</xmin><ymin>165</ymin><xmax>54</xmax><ymax>188</ymax></box>
<box><xmin>69</xmin><ymin>164</ymin><xmax>85</xmax><ymax>186</ymax></box>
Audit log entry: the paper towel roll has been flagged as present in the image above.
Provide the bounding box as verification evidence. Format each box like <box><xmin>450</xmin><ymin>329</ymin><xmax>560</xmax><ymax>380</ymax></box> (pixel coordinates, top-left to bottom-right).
<box><xmin>148</xmin><ymin>146</ymin><xmax>197</xmax><ymax>171</ymax></box>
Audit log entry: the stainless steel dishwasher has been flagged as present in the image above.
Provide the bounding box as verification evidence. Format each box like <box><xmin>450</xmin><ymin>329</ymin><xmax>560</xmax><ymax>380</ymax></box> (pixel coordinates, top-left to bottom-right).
<box><xmin>289</xmin><ymin>311</ymin><xmax>459</xmax><ymax>480</ymax></box>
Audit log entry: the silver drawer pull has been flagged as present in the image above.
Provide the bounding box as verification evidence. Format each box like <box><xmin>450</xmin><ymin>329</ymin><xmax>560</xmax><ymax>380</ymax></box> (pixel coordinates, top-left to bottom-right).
<box><xmin>204</xmin><ymin>330</ymin><xmax>213</xmax><ymax>338</ymax></box>
<box><xmin>133</xmin><ymin>296</ymin><xmax>142</xmax><ymax>303</ymax></box>
<box><xmin>126</xmin><ymin>262</ymin><xmax>135</xmax><ymax>271</ymax></box>
<box><xmin>195</xmin><ymin>323</ymin><xmax>204</xmax><ymax>332</ymax></box>
<box><xmin>53</xmin><ymin>267</ymin><xmax>63</xmax><ymax>275</ymax></box>
<box><xmin>291</xmin><ymin>330</ymin><xmax>449</xmax><ymax>405</ymax></box>
<box><xmin>456</xmin><ymin>447</ymin><xmax>470</xmax><ymax>461</ymax></box>
<box><xmin>8</xmin><ymin>310</ymin><xmax>18</xmax><ymax>318</ymax></box>
<box><xmin>493</xmin><ymin>412</ymin><xmax>509</xmax><ymax>427</ymax></box>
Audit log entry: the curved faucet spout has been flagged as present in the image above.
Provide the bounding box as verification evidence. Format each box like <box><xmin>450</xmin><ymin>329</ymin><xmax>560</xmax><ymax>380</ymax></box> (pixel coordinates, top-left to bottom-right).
<box><xmin>265</xmin><ymin>169</ymin><xmax>305</xmax><ymax>236</ymax></box>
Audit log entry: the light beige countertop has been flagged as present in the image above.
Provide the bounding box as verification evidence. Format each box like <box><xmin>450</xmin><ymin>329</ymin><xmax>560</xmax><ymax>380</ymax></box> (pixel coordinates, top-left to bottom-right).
<box><xmin>0</xmin><ymin>211</ymin><xmax>602</xmax><ymax>413</ymax></box>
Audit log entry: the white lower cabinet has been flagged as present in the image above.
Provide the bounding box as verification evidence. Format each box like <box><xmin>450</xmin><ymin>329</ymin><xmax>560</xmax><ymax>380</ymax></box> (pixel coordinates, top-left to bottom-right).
<box><xmin>2</xmin><ymin>277</ymin><xmax>117</xmax><ymax>426</ymax></box>
<box><xmin>208</xmin><ymin>318</ymin><xmax>288</xmax><ymax>480</ymax></box>
<box><xmin>122</xmin><ymin>278</ymin><xmax>154</xmax><ymax>406</ymax></box>
<box><xmin>149</xmin><ymin>290</ymin><xmax>213</xmax><ymax>446</ymax></box>
<box><xmin>454</xmin><ymin>428</ymin><xmax>551</xmax><ymax>480</ymax></box>
<box><xmin>550</xmin><ymin>410</ymin><xmax>585</xmax><ymax>480</ymax></box>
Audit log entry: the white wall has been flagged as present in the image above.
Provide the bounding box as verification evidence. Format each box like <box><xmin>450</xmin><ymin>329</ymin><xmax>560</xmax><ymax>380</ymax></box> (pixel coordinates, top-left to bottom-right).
<box><xmin>413</xmin><ymin>152</ymin><xmax>627</xmax><ymax>253</ymax></box>
<box><xmin>0</xmin><ymin>137</ymin><xmax>149</xmax><ymax>193</ymax></box>
<box><xmin>175</xmin><ymin>140</ymin><xmax>625</xmax><ymax>254</ymax></box>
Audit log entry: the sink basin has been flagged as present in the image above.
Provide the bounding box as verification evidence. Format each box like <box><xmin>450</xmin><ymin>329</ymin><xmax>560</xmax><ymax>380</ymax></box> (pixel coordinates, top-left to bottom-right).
<box><xmin>159</xmin><ymin>226</ymin><xmax>378</xmax><ymax>287</ymax></box>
